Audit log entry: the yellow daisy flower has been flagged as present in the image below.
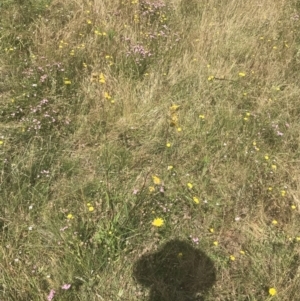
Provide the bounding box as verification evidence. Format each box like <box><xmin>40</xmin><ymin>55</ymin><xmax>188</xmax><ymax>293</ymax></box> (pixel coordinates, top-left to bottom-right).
<box><xmin>152</xmin><ymin>218</ymin><xmax>164</xmax><ymax>227</ymax></box>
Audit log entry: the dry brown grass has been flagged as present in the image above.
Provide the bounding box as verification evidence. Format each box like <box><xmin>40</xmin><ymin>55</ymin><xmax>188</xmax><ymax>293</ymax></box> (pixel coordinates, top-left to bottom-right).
<box><xmin>1</xmin><ymin>0</ymin><xmax>300</xmax><ymax>300</ymax></box>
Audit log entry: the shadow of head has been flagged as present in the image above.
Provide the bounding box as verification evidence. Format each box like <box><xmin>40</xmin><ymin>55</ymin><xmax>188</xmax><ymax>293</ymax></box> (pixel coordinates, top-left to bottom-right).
<box><xmin>133</xmin><ymin>239</ymin><xmax>216</xmax><ymax>301</ymax></box>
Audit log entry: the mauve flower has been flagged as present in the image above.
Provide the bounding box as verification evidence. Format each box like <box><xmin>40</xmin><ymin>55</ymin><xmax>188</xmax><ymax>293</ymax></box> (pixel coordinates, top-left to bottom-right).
<box><xmin>61</xmin><ymin>284</ymin><xmax>71</xmax><ymax>290</ymax></box>
<box><xmin>47</xmin><ymin>289</ymin><xmax>55</xmax><ymax>301</ymax></box>
<box><xmin>190</xmin><ymin>237</ymin><xmax>199</xmax><ymax>244</ymax></box>
<box><xmin>277</xmin><ymin>131</ymin><xmax>283</xmax><ymax>136</ymax></box>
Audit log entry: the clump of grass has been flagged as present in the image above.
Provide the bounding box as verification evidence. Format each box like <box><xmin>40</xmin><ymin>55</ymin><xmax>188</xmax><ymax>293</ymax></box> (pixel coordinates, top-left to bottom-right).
<box><xmin>1</xmin><ymin>0</ymin><xmax>300</xmax><ymax>300</ymax></box>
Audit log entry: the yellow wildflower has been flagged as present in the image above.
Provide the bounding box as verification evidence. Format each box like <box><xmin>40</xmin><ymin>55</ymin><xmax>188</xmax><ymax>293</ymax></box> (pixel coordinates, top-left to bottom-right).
<box><xmin>170</xmin><ymin>104</ymin><xmax>180</xmax><ymax>112</ymax></box>
<box><xmin>239</xmin><ymin>72</ymin><xmax>246</xmax><ymax>77</ymax></box>
<box><xmin>213</xmin><ymin>241</ymin><xmax>218</xmax><ymax>246</ymax></box>
<box><xmin>272</xmin><ymin>220</ymin><xmax>278</xmax><ymax>225</ymax></box>
<box><xmin>104</xmin><ymin>92</ymin><xmax>111</xmax><ymax>99</ymax></box>
<box><xmin>187</xmin><ymin>183</ymin><xmax>193</xmax><ymax>189</ymax></box>
<box><xmin>99</xmin><ymin>73</ymin><xmax>106</xmax><ymax>84</ymax></box>
<box><xmin>230</xmin><ymin>255</ymin><xmax>235</xmax><ymax>261</ymax></box>
<box><xmin>152</xmin><ymin>218</ymin><xmax>164</xmax><ymax>227</ymax></box>
<box><xmin>149</xmin><ymin>186</ymin><xmax>155</xmax><ymax>193</ymax></box>
<box><xmin>67</xmin><ymin>214</ymin><xmax>74</xmax><ymax>219</ymax></box>
<box><xmin>88</xmin><ymin>206</ymin><xmax>94</xmax><ymax>212</ymax></box>
<box><xmin>269</xmin><ymin>288</ymin><xmax>277</xmax><ymax>296</ymax></box>
<box><xmin>193</xmin><ymin>197</ymin><xmax>200</xmax><ymax>204</ymax></box>
<box><xmin>152</xmin><ymin>175</ymin><xmax>161</xmax><ymax>185</ymax></box>
<box><xmin>64</xmin><ymin>79</ymin><xmax>71</xmax><ymax>85</ymax></box>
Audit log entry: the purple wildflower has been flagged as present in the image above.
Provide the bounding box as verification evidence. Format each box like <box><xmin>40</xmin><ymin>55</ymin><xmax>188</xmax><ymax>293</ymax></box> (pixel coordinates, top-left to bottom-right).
<box><xmin>61</xmin><ymin>284</ymin><xmax>71</xmax><ymax>290</ymax></box>
<box><xmin>47</xmin><ymin>289</ymin><xmax>56</xmax><ymax>301</ymax></box>
<box><xmin>277</xmin><ymin>131</ymin><xmax>283</xmax><ymax>136</ymax></box>
<box><xmin>190</xmin><ymin>236</ymin><xmax>199</xmax><ymax>244</ymax></box>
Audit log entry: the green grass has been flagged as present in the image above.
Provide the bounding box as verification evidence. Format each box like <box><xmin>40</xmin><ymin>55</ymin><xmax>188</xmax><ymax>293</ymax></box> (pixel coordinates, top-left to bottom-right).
<box><xmin>1</xmin><ymin>0</ymin><xmax>300</xmax><ymax>300</ymax></box>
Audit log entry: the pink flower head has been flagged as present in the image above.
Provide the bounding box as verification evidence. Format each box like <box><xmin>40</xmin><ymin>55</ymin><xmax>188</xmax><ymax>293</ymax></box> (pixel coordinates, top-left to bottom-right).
<box><xmin>277</xmin><ymin>131</ymin><xmax>283</xmax><ymax>136</ymax></box>
<box><xmin>190</xmin><ymin>236</ymin><xmax>199</xmax><ymax>244</ymax></box>
<box><xmin>61</xmin><ymin>284</ymin><xmax>71</xmax><ymax>290</ymax></box>
<box><xmin>47</xmin><ymin>289</ymin><xmax>56</xmax><ymax>301</ymax></box>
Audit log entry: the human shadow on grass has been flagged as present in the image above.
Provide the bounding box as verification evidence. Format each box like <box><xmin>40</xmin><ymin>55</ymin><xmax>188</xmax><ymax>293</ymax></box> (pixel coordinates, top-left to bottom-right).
<box><xmin>133</xmin><ymin>239</ymin><xmax>216</xmax><ymax>301</ymax></box>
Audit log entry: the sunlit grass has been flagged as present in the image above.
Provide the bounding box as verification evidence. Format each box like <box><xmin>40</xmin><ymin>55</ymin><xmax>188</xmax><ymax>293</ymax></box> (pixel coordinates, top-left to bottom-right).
<box><xmin>1</xmin><ymin>0</ymin><xmax>300</xmax><ymax>300</ymax></box>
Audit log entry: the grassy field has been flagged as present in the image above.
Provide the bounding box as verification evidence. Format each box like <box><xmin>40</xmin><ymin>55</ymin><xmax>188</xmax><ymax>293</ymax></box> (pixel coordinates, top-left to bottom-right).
<box><xmin>1</xmin><ymin>0</ymin><xmax>300</xmax><ymax>300</ymax></box>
